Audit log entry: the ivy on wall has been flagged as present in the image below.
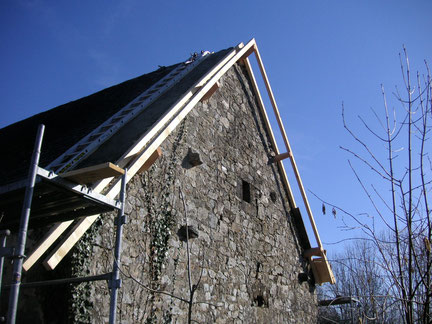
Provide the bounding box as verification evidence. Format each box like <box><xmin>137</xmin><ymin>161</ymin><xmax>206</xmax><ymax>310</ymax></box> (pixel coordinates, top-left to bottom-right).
<box><xmin>69</xmin><ymin>217</ymin><xmax>103</xmax><ymax>323</ymax></box>
<box><xmin>141</xmin><ymin>118</ymin><xmax>187</xmax><ymax>323</ymax></box>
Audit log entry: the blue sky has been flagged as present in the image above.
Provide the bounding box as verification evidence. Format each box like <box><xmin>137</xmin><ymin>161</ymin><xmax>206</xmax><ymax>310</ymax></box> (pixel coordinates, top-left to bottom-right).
<box><xmin>1</xmin><ymin>1</ymin><xmax>431</xmax><ymax>251</ymax></box>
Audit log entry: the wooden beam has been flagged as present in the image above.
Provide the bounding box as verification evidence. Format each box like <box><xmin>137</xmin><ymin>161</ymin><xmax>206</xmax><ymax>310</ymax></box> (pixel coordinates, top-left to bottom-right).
<box><xmin>43</xmin><ymin>216</ymin><xmax>99</xmax><ymax>270</ymax></box>
<box><xmin>137</xmin><ymin>147</ymin><xmax>162</xmax><ymax>173</ymax></box>
<box><xmin>23</xmin><ymin>221</ymin><xmax>73</xmax><ymax>271</ymax></box>
<box><xmin>60</xmin><ymin>162</ymin><xmax>124</xmax><ymax>184</ymax></box>
<box><xmin>117</xmin><ymin>43</ymin><xmax>243</xmax><ymax>161</ymax></box>
<box><xmin>303</xmin><ymin>247</ymin><xmax>325</xmax><ymax>259</ymax></box>
<box><xmin>248</xmin><ymin>45</ymin><xmax>335</xmax><ymax>284</ymax></box>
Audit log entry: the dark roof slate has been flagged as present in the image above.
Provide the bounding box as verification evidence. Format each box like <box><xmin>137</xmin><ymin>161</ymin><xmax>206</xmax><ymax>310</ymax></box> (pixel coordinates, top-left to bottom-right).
<box><xmin>0</xmin><ymin>48</ymin><xmax>232</xmax><ymax>186</ymax></box>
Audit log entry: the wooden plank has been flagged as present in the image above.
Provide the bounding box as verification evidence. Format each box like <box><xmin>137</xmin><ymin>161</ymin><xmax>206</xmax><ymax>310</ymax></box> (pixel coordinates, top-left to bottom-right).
<box><xmin>23</xmin><ymin>221</ymin><xmax>73</xmax><ymax>271</ymax></box>
<box><xmin>60</xmin><ymin>162</ymin><xmax>124</xmax><ymax>184</ymax></box>
<box><xmin>138</xmin><ymin>147</ymin><xmax>162</xmax><ymax>173</ymax></box>
<box><xmin>43</xmin><ymin>215</ymin><xmax>99</xmax><ymax>270</ymax></box>
<box><xmin>42</xmin><ymin>40</ymin><xmax>259</xmax><ymax>270</ymax></box>
<box><xmin>117</xmin><ymin>53</ymin><xmax>238</xmax><ymax>162</ymax></box>
<box><xmin>311</xmin><ymin>255</ymin><xmax>336</xmax><ymax>285</ymax></box>
<box><xmin>303</xmin><ymin>247</ymin><xmax>324</xmax><ymax>258</ymax></box>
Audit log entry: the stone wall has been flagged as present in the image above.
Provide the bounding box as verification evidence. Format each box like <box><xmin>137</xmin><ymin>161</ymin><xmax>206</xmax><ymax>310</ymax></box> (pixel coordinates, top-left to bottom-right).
<box><xmin>86</xmin><ymin>62</ymin><xmax>317</xmax><ymax>323</ymax></box>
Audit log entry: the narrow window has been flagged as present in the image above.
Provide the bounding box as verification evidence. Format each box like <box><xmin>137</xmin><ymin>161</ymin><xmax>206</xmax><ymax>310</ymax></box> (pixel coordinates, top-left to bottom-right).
<box><xmin>242</xmin><ymin>180</ymin><xmax>251</xmax><ymax>203</ymax></box>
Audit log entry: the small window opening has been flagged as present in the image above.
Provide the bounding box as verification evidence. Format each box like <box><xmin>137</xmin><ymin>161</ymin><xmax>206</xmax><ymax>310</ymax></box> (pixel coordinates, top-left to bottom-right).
<box><xmin>242</xmin><ymin>180</ymin><xmax>251</xmax><ymax>203</ymax></box>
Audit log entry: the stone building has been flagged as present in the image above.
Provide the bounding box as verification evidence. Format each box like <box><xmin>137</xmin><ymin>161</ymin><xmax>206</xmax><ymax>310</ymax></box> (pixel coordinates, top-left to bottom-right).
<box><xmin>0</xmin><ymin>39</ymin><xmax>334</xmax><ymax>323</ymax></box>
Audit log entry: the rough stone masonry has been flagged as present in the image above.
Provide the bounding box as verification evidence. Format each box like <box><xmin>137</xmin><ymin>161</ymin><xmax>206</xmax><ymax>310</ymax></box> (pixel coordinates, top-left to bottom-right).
<box><xmin>86</xmin><ymin>62</ymin><xmax>317</xmax><ymax>323</ymax></box>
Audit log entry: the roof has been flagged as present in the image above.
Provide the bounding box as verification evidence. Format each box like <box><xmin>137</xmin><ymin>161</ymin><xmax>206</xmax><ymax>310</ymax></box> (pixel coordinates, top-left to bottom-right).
<box><xmin>0</xmin><ymin>39</ymin><xmax>335</xmax><ymax>284</ymax></box>
<box><xmin>0</xmin><ymin>48</ymin><xmax>232</xmax><ymax>186</ymax></box>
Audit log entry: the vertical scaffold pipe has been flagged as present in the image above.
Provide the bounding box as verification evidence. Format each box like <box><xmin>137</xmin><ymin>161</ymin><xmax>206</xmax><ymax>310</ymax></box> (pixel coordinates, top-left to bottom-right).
<box><xmin>7</xmin><ymin>124</ymin><xmax>45</xmax><ymax>324</ymax></box>
<box><xmin>109</xmin><ymin>169</ymin><xmax>127</xmax><ymax>324</ymax></box>
<box><xmin>0</xmin><ymin>230</ymin><xmax>11</xmax><ymax>302</ymax></box>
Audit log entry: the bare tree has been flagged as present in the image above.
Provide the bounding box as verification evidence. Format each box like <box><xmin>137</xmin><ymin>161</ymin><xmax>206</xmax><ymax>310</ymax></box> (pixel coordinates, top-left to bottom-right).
<box><xmin>321</xmin><ymin>48</ymin><xmax>431</xmax><ymax>324</ymax></box>
<box><xmin>318</xmin><ymin>240</ymin><xmax>400</xmax><ymax>323</ymax></box>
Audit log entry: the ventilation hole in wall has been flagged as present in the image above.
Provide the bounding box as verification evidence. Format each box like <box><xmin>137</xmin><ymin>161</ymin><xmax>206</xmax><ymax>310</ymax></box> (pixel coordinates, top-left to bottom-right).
<box><xmin>270</xmin><ymin>191</ymin><xmax>277</xmax><ymax>203</ymax></box>
<box><xmin>255</xmin><ymin>295</ymin><xmax>265</xmax><ymax>307</ymax></box>
<box><xmin>186</xmin><ymin>148</ymin><xmax>203</xmax><ymax>167</ymax></box>
<box><xmin>242</xmin><ymin>180</ymin><xmax>251</xmax><ymax>203</ymax></box>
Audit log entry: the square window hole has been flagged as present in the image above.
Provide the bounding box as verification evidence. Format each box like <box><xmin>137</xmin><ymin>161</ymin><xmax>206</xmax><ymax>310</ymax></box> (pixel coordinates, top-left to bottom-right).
<box><xmin>242</xmin><ymin>180</ymin><xmax>251</xmax><ymax>203</ymax></box>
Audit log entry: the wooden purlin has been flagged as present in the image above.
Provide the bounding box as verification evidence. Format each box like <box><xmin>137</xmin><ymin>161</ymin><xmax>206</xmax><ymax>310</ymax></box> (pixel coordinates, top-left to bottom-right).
<box><xmin>35</xmin><ymin>41</ymin><xmax>257</xmax><ymax>271</ymax></box>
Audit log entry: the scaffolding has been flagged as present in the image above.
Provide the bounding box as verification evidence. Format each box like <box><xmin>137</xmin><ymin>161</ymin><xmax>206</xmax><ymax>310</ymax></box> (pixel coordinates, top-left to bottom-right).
<box><xmin>0</xmin><ymin>125</ymin><xmax>127</xmax><ymax>324</ymax></box>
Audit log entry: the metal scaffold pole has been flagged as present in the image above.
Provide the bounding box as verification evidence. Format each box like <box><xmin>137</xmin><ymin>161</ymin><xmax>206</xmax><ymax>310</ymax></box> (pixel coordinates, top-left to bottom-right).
<box><xmin>7</xmin><ymin>124</ymin><xmax>45</xmax><ymax>324</ymax></box>
<box><xmin>109</xmin><ymin>168</ymin><xmax>127</xmax><ymax>324</ymax></box>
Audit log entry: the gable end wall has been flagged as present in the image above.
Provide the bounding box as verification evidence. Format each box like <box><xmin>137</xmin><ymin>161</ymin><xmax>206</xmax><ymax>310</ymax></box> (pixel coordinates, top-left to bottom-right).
<box><xmin>88</xmin><ymin>63</ymin><xmax>317</xmax><ymax>323</ymax></box>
